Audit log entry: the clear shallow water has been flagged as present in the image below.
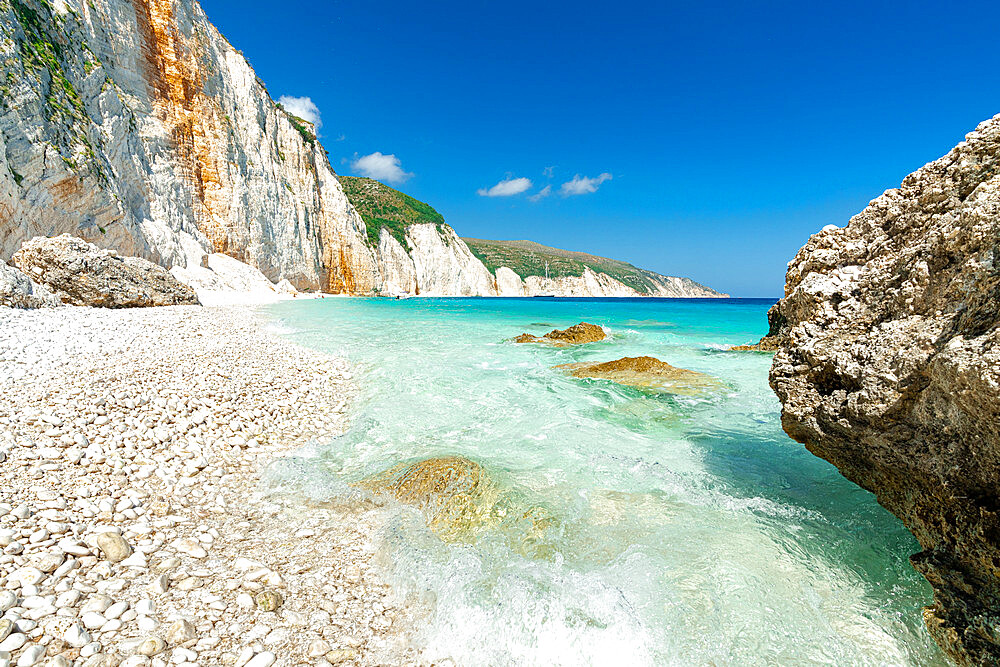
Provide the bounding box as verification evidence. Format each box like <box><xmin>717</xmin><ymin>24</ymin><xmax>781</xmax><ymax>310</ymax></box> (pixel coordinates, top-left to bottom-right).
<box><xmin>263</xmin><ymin>297</ymin><xmax>944</xmax><ymax>666</ymax></box>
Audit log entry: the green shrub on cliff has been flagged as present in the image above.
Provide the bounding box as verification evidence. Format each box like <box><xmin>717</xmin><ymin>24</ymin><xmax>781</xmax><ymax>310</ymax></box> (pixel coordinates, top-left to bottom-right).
<box><xmin>337</xmin><ymin>175</ymin><xmax>446</xmax><ymax>248</ymax></box>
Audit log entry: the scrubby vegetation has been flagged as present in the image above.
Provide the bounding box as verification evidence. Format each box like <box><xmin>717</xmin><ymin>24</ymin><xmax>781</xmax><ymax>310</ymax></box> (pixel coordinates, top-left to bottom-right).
<box><xmin>275</xmin><ymin>103</ymin><xmax>316</xmax><ymax>145</ymax></box>
<box><xmin>462</xmin><ymin>238</ymin><xmax>668</xmax><ymax>293</ymax></box>
<box><xmin>8</xmin><ymin>0</ymin><xmax>107</xmax><ymax>183</ymax></box>
<box><xmin>337</xmin><ymin>175</ymin><xmax>447</xmax><ymax>248</ymax></box>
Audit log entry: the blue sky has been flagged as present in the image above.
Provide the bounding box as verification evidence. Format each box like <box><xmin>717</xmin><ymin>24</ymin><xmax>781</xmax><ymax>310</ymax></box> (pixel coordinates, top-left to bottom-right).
<box><xmin>202</xmin><ymin>0</ymin><xmax>1000</xmax><ymax>297</ymax></box>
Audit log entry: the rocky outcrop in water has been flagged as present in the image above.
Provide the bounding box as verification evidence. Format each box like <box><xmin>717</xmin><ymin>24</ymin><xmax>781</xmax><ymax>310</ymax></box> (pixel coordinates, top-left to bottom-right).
<box><xmin>556</xmin><ymin>356</ymin><xmax>722</xmax><ymax>395</ymax></box>
<box><xmin>768</xmin><ymin>114</ymin><xmax>1000</xmax><ymax>665</ymax></box>
<box><xmin>357</xmin><ymin>456</ymin><xmax>503</xmax><ymax>541</ymax></box>
<box><xmin>0</xmin><ymin>258</ymin><xmax>60</xmax><ymax>308</ymax></box>
<box><xmin>13</xmin><ymin>234</ymin><xmax>200</xmax><ymax>307</ymax></box>
<box><xmin>358</xmin><ymin>456</ymin><xmax>556</xmax><ymax>552</ymax></box>
<box><xmin>514</xmin><ymin>322</ymin><xmax>607</xmax><ymax>346</ymax></box>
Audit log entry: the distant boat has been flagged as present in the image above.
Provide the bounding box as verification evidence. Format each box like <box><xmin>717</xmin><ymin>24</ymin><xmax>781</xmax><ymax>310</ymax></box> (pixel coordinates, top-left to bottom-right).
<box><xmin>534</xmin><ymin>261</ymin><xmax>556</xmax><ymax>297</ymax></box>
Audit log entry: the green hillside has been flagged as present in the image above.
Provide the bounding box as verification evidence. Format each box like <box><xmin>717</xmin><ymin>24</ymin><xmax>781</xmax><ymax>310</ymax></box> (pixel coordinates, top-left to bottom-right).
<box><xmin>337</xmin><ymin>176</ymin><xmax>446</xmax><ymax>247</ymax></box>
<box><xmin>336</xmin><ymin>177</ymin><xmax>721</xmax><ymax>296</ymax></box>
<box><xmin>463</xmin><ymin>238</ymin><xmax>714</xmax><ymax>295</ymax></box>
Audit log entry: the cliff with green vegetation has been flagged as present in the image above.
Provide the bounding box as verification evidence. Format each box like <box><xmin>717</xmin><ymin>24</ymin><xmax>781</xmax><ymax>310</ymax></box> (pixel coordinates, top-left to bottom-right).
<box><xmin>337</xmin><ymin>176</ymin><xmax>447</xmax><ymax>247</ymax></box>
<box><xmin>335</xmin><ymin>178</ymin><xmax>725</xmax><ymax>298</ymax></box>
<box><xmin>463</xmin><ymin>238</ymin><xmax>726</xmax><ymax>297</ymax></box>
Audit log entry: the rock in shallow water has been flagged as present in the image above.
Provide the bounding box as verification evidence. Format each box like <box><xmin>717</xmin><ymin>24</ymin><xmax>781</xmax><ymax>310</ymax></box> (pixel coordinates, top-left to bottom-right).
<box><xmin>11</xmin><ymin>235</ymin><xmax>199</xmax><ymax>308</ymax></box>
<box><xmin>768</xmin><ymin>112</ymin><xmax>1000</xmax><ymax>665</ymax></box>
<box><xmin>555</xmin><ymin>356</ymin><xmax>723</xmax><ymax>395</ymax></box>
<box><xmin>358</xmin><ymin>456</ymin><xmax>504</xmax><ymax>540</ymax></box>
<box><xmin>514</xmin><ymin>321</ymin><xmax>606</xmax><ymax>346</ymax></box>
<box><xmin>358</xmin><ymin>456</ymin><xmax>555</xmax><ymax>548</ymax></box>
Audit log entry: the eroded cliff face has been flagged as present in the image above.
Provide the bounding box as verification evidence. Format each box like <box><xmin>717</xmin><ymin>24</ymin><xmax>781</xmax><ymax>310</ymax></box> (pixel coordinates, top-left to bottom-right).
<box><xmin>0</xmin><ymin>0</ymin><xmax>726</xmax><ymax>299</ymax></box>
<box><xmin>500</xmin><ymin>267</ymin><xmax>726</xmax><ymax>298</ymax></box>
<box><xmin>0</xmin><ymin>0</ymin><xmax>422</xmax><ymax>294</ymax></box>
<box><xmin>768</xmin><ymin>114</ymin><xmax>1000</xmax><ymax>665</ymax></box>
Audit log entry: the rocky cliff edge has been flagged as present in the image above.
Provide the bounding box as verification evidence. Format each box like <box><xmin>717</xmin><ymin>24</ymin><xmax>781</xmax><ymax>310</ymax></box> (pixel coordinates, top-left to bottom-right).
<box><xmin>768</xmin><ymin>113</ymin><xmax>1000</xmax><ymax>665</ymax></box>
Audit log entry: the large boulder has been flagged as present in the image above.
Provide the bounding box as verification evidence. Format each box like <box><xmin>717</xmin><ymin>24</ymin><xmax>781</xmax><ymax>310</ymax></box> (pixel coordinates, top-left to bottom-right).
<box><xmin>514</xmin><ymin>322</ymin><xmax>606</xmax><ymax>346</ymax></box>
<box><xmin>555</xmin><ymin>356</ymin><xmax>723</xmax><ymax>395</ymax></box>
<box><xmin>12</xmin><ymin>235</ymin><xmax>200</xmax><ymax>308</ymax></box>
<box><xmin>768</xmin><ymin>114</ymin><xmax>1000</xmax><ymax>665</ymax></box>
<box><xmin>0</xmin><ymin>260</ymin><xmax>61</xmax><ymax>309</ymax></box>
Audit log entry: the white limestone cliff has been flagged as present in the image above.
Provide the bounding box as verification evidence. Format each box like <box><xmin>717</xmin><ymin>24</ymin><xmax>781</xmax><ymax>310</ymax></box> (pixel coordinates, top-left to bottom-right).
<box><xmin>0</xmin><ymin>0</ymin><xmax>483</xmax><ymax>296</ymax></box>
<box><xmin>0</xmin><ymin>0</ymin><xmax>724</xmax><ymax>299</ymax></box>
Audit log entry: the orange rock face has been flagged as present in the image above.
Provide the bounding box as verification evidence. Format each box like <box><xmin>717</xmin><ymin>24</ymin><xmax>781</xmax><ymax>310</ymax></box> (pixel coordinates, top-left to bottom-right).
<box><xmin>134</xmin><ymin>0</ymin><xmax>233</xmax><ymax>258</ymax></box>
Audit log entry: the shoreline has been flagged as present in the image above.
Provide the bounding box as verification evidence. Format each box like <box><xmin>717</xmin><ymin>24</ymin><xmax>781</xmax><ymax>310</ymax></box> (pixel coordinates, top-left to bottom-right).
<box><xmin>0</xmin><ymin>304</ymin><xmax>413</xmax><ymax>667</ymax></box>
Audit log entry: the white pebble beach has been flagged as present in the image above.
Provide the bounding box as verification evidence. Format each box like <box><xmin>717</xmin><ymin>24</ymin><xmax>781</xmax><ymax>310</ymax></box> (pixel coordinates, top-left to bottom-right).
<box><xmin>0</xmin><ymin>304</ymin><xmax>418</xmax><ymax>667</ymax></box>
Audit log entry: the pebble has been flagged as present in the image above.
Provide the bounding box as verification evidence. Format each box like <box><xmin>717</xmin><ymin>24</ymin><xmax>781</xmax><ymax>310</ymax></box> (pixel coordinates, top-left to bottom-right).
<box><xmin>324</xmin><ymin>649</ymin><xmax>358</xmax><ymax>664</ymax></box>
<box><xmin>64</xmin><ymin>623</ymin><xmax>91</xmax><ymax>648</ymax></box>
<box><xmin>0</xmin><ymin>307</ymin><xmax>394</xmax><ymax>665</ymax></box>
<box><xmin>34</xmin><ymin>554</ymin><xmax>63</xmax><ymax>574</ymax></box>
<box><xmin>254</xmin><ymin>591</ymin><xmax>282</xmax><ymax>613</ymax></box>
<box><xmin>14</xmin><ymin>645</ymin><xmax>43</xmax><ymax>666</ymax></box>
<box><xmin>95</xmin><ymin>533</ymin><xmax>132</xmax><ymax>563</ymax></box>
<box><xmin>0</xmin><ymin>634</ymin><xmax>26</xmax><ymax>652</ymax></box>
<box><xmin>137</xmin><ymin>636</ymin><xmax>165</xmax><ymax>656</ymax></box>
<box><xmin>243</xmin><ymin>652</ymin><xmax>276</xmax><ymax>667</ymax></box>
<box><xmin>165</xmin><ymin>620</ymin><xmax>196</xmax><ymax>645</ymax></box>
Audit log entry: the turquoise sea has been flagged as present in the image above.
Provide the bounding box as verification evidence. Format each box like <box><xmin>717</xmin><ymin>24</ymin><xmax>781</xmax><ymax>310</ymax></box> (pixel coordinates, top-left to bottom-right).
<box><xmin>262</xmin><ymin>297</ymin><xmax>944</xmax><ymax>666</ymax></box>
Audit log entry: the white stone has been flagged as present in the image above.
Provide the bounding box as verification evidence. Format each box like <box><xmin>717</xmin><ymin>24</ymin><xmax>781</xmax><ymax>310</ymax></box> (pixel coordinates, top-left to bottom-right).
<box><xmin>243</xmin><ymin>653</ymin><xmax>275</xmax><ymax>667</ymax></box>
<box><xmin>15</xmin><ymin>645</ymin><xmax>44</xmax><ymax>666</ymax></box>
<box><xmin>0</xmin><ymin>633</ymin><xmax>26</xmax><ymax>652</ymax></box>
<box><xmin>64</xmin><ymin>623</ymin><xmax>91</xmax><ymax>647</ymax></box>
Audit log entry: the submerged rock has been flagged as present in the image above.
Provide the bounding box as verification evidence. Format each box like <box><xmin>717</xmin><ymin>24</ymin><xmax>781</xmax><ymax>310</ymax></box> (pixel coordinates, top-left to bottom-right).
<box><xmin>768</xmin><ymin>113</ymin><xmax>1000</xmax><ymax>665</ymax></box>
<box><xmin>12</xmin><ymin>235</ymin><xmax>200</xmax><ymax>308</ymax></box>
<box><xmin>0</xmin><ymin>259</ymin><xmax>61</xmax><ymax>309</ymax></box>
<box><xmin>514</xmin><ymin>322</ymin><xmax>607</xmax><ymax>346</ymax></box>
<box><xmin>555</xmin><ymin>356</ymin><xmax>723</xmax><ymax>395</ymax></box>
<box><xmin>357</xmin><ymin>456</ymin><xmax>504</xmax><ymax>541</ymax></box>
<box><xmin>357</xmin><ymin>456</ymin><xmax>555</xmax><ymax>548</ymax></box>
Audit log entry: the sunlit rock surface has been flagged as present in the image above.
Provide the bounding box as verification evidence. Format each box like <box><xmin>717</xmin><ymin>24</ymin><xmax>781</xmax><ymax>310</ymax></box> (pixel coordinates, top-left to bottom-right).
<box><xmin>0</xmin><ymin>0</ymin><xmax>496</xmax><ymax>295</ymax></box>
<box><xmin>13</xmin><ymin>234</ymin><xmax>199</xmax><ymax>307</ymax></box>
<box><xmin>0</xmin><ymin>257</ymin><xmax>60</xmax><ymax>308</ymax></box>
<box><xmin>514</xmin><ymin>322</ymin><xmax>607</xmax><ymax>346</ymax></box>
<box><xmin>769</xmin><ymin>113</ymin><xmax>1000</xmax><ymax>665</ymax></box>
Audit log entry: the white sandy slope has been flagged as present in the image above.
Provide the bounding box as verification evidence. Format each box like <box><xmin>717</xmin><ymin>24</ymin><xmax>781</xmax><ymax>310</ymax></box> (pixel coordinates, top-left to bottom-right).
<box><xmin>170</xmin><ymin>254</ymin><xmax>305</xmax><ymax>306</ymax></box>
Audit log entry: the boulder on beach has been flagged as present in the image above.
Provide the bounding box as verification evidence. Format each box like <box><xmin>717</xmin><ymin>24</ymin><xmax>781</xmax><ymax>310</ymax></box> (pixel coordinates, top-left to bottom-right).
<box><xmin>514</xmin><ymin>322</ymin><xmax>606</xmax><ymax>346</ymax></box>
<box><xmin>555</xmin><ymin>356</ymin><xmax>723</xmax><ymax>395</ymax></box>
<box><xmin>0</xmin><ymin>259</ymin><xmax>61</xmax><ymax>309</ymax></box>
<box><xmin>12</xmin><ymin>235</ymin><xmax>200</xmax><ymax>308</ymax></box>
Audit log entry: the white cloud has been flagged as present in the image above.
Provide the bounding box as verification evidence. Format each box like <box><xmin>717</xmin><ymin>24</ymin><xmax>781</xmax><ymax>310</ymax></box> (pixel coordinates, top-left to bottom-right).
<box><xmin>278</xmin><ymin>95</ymin><xmax>321</xmax><ymax>128</ymax></box>
<box><xmin>560</xmin><ymin>172</ymin><xmax>613</xmax><ymax>196</ymax></box>
<box><xmin>477</xmin><ymin>176</ymin><xmax>532</xmax><ymax>197</ymax></box>
<box><xmin>542</xmin><ymin>166</ymin><xmax>555</xmax><ymax>178</ymax></box>
<box><xmin>528</xmin><ymin>184</ymin><xmax>552</xmax><ymax>202</ymax></box>
<box><xmin>351</xmin><ymin>152</ymin><xmax>413</xmax><ymax>184</ymax></box>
